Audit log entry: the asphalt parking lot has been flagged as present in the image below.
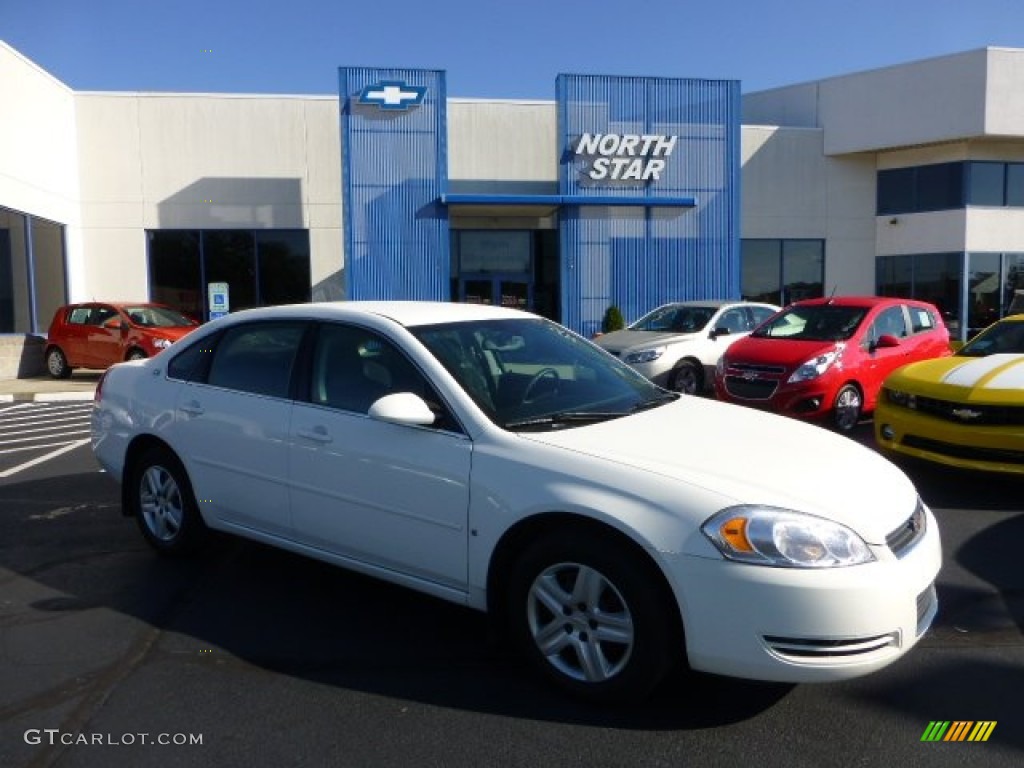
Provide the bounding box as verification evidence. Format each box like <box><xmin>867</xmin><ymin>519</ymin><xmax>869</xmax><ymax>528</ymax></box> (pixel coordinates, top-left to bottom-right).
<box><xmin>0</xmin><ymin>403</ymin><xmax>1021</xmax><ymax>768</ymax></box>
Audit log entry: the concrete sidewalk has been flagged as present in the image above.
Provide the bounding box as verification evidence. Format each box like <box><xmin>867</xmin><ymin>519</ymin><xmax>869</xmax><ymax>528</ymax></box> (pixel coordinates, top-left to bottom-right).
<box><xmin>0</xmin><ymin>372</ymin><xmax>100</xmax><ymax>402</ymax></box>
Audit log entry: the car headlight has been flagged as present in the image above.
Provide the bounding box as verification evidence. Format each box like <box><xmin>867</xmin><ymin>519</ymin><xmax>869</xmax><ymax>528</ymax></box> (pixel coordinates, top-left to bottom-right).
<box><xmin>152</xmin><ymin>338</ymin><xmax>173</xmax><ymax>349</ymax></box>
<box><xmin>787</xmin><ymin>349</ymin><xmax>839</xmax><ymax>383</ymax></box>
<box><xmin>885</xmin><ymin>388</ymin><xmax>916</xmax><ymax>408</ymax></box>
<box><xmin>624</xmin><ymin>346</ymin><xmax>665</xmax><ymax>364</ymax></box>
<box><xmin>701</xmin><ymin>505</ymin><xmax>875</xmax><ymax>568</ymax></box>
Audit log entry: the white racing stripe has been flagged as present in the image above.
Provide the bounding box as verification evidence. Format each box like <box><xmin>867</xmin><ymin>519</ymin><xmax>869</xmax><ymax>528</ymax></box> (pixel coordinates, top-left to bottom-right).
<box><xmin>940</xmin><ymin>354</ymin><xmax>1024</xmax><ymax>389</ymax></box>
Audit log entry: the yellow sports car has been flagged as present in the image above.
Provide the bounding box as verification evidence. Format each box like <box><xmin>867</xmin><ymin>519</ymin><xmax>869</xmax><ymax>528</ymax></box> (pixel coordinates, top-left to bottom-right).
<box><xmin>875</xmin><ymin>315</ymin><xmax>1024</xmax><ymax>474</ymax></box>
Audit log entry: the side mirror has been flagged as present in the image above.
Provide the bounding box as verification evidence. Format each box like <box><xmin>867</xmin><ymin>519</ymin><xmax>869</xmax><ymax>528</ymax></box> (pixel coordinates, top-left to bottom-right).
<box><xmin>367</xmin><ymin>392</ymin><xmax>436</xmax><ymax>426</ymax></box>
<box><xmin>875</xmin><ymin>333</ymin><xmax>901</xmax><ymax>349</ymax></box>
<box><xmin>103</xmin><ymin>317</ymin><xmax>125</xmax><ymax>330</ymax></box>
<box><xmin>710</xmin><ymin>327</ymin><xmax>730</xmax><ymax>339</ymax></box>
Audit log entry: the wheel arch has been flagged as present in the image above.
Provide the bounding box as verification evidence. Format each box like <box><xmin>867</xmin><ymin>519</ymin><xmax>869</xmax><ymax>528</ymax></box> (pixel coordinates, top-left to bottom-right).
<box><xmin>120</xmin><ymin>434</ymin><xmax>184</xmax><ymax>518</ymax></box>
<box><xmin>486</xmin><ymin>512</ymin><xmax>685</xmax><ymax>648</ymax></box>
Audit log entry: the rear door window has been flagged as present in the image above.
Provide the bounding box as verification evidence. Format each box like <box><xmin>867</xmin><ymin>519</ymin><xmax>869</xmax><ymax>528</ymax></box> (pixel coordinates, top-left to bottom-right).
<box><xmin>206</xmin><ymin>322</ymin><xmax>307</xmax><ymax>399</ymax></box>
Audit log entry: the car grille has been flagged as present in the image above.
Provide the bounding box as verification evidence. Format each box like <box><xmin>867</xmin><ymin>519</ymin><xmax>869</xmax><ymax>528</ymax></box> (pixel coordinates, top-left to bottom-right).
<box><xmin>902</xmin><ymin>435</ymin><xmax>1024</xmax><ymax>465</ymax></box>
<box><xmin>722</xmin><ymin>364</ymin><xmax>785</xmax><ymax>400</ymax></box>
<box><xmin>886</xmin><ymin>500</ymin><xmax>927</xmax><ymax>558</ymax></box>
<box><xmin>763</xmin><ymin>633</ymin><xmax>898</xmax><ymax>660</ymax></box>
<box><xmin>723</xmin><ymin>377</ymin><xmax>778</xmax><ymax>399</ymax></box>
<box><xmin>908</xmin><ymin>394</ymin><xmax>1024</xmax><ymax>426</ymax></box>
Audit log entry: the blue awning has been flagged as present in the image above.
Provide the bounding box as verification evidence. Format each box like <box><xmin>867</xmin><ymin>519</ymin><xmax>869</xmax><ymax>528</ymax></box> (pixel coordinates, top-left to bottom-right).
<box><xmin>439</xmin><ymin>193</ymin><xmax>697</xmax><ymax>208</ymax></box>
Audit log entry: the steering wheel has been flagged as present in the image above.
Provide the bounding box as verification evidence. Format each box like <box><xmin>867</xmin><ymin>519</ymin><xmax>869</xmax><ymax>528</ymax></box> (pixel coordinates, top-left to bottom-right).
<box><xmin>522</xmin><ymin>367</ymin><xmax>561</xmax><ymax>404</ymax></box>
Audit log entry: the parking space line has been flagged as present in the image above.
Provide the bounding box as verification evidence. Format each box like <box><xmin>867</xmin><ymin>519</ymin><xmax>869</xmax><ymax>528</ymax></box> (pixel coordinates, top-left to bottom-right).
<box><xmin>0</xmin><ymin>440</ymin><xmax>90</xmax><ymax>455</ymax></box>
<box><xmin>0</xmin><ymin>438</ymin><xmax>91</xmax><ymax>478</ymax></box>
<box><xmin>0</xmin><ymin>417</ymin><xmax>93</xmax><ymax>435</ymax></box>
<box><xmin>0</xmin><ymin>429</ymin><xmax>91</xmax><ymax>446</ymax></box>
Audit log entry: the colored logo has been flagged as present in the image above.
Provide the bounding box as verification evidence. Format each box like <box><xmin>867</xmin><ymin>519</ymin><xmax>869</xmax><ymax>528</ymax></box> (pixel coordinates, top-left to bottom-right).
<box><xmin>921</xmin><ymin>721</ymin><xmax>996</xmax><ymax>742</ymax></box>
<box><xmin>357</xmin><ymin>81</ymin><xmax>427</xmax><ymax>110</ymax></box>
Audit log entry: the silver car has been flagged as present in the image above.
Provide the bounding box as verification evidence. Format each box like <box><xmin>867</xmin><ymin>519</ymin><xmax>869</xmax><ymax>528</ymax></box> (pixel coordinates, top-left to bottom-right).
<box><xmin>594</xmin><ymin>300</ymin><xmax>780</xmax><ymax>394</ymax></box>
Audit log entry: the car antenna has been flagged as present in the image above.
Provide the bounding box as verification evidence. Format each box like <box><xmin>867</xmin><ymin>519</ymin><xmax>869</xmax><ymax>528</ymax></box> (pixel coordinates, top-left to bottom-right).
<box><xmin>826</xmin><ymin>285</ymin><xmax>837</xmax><ymax>305</ymax></box>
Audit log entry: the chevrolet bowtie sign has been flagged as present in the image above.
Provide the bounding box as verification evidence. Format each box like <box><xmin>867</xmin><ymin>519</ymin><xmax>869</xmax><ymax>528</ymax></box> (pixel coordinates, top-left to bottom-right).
<box><xmin>357</xmin><ymin>81</ymin><xmax>427</xmax><ymax>110</ymax></box>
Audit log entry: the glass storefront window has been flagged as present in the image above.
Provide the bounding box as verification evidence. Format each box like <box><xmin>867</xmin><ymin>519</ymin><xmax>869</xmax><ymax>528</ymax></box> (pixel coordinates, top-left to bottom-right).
<box><xmin>782</xmin><ymin>240</ymin><xmax>824</xmax><ymax>303</ymax></box>
<box><xmin>148</xmin><ymin>229</ymin><xmax>311</xmax><ymax>320</ymax></box>
<box><xmin>741</xmin><ymin>239</ymin><xmax>823</xmax><ymax>306</ymax></box>
<box><xmin>257</xmin><ymin>231</ymin><xmax>312</xmax><ymax>306</ymax></box>
<box><xmin>741</xmin><ymin>240</ymin><xmax>781</xmax><ymax>304</ymax></box>
<box><xmin>456</xmin><ymin>231</ymin><xmax>531</xmax><ymax>273</ymax></box>
<box><xmin>1007</xmin><ymin>165</ymin><xmax>1024</xmax><ymax>208</ymax></box>
<box><xmin>1005</xmin><ymin>254</ymin><xmax>1024</xmax><ymax>315</ymax></box>
<box><xmin>967</xmin><ymin>162</ymin><xmax>1005</xmax><ymax>207</ymax></box>
<box><xmin>0</xmin><ymin>206</ymin><xmax>67</xmax><ymax>334</ymax></box>
<box><xmin>876</xmin><ymin>253</ymin><xmax>963</xmax><ymax>338</ymax></box>
<box><xmin>149</xmin><ymin>231</ymin><xmax>202</xmax><ymax>319</ymax></box>
<box><xmin>967</xmin><ymin>252</ymin><xmax>1001</xmax><ymax>335</ymax></box>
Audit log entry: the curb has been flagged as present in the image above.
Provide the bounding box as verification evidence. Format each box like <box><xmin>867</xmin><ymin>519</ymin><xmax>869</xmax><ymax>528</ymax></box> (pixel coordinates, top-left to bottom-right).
<box><xmin>1</xmin><ymin>392</ymin><xmax>95</xmax><ymax>403</ymax></box>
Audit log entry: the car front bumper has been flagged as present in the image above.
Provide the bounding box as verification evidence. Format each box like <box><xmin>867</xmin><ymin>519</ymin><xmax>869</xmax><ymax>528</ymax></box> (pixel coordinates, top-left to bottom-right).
<box><xmin>662</xmin><ymin>503</ymin><xmax>942</xmax><ymax>683</ymax></box>
<box><xmin>874</xmin><ymin>400</ymin><xmax>1024</xmax><ymax>475</ymax></box>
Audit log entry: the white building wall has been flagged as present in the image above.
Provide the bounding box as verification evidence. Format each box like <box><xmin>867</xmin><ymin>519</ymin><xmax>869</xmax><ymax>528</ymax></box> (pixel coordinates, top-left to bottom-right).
<box><xmin>74</xmin><ymin>92</ymin><xmax>343</xmax><ymax>302</ymax></box>
<box><xmin>740</xmin><ymin>126</ymin><xmax>876</xmax><ymax>294</ymax></box>
<box><xmin>447</xmin><ymin>100</ymin><xmax>557</xmax><ymax>182</ymax></box>
<box><xmin>0</xmin><ymin>43</ymin><xmax>81</xmax><ymax>323</ymax></box>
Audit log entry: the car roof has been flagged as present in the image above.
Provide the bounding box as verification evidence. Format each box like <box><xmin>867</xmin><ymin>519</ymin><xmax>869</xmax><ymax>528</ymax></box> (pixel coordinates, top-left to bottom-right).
<box><xmin>219</xmin><ymin>301</ymin><xmax>533</xmax><ymax>328</ymax></box>
<box><xmin>790</xmin><ymin>296</ymin><xmax>927</xmax><ymax>308</ymax></box>
<box><xmin>657</xmin><ymin>299</ymin><xmax>772</xmax><ymax>309</ymax></box>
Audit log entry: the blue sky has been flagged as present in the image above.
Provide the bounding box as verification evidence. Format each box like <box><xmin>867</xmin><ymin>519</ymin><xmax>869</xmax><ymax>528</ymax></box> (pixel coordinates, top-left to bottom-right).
<box><xmin>2</xmin><ymin>0</ymin><xmax>1023</xmax><ymax>98</ymax></box>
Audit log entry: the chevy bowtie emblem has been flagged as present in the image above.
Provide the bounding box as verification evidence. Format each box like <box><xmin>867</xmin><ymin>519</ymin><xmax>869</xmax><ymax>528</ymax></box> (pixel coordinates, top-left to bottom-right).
<box><xmin>951</xmin><ymin>408</ymin><xmax>982</xmax><ymax>421</ymax></box>
<box><xmin>357</xmin><ymin>81</ymin><xmax>427</xmax><ymax>110</ymax></box>
<box><xmin>741</xmin><ymin>371</ymin><xmax>759</xmax><ymax>381</ymax></box>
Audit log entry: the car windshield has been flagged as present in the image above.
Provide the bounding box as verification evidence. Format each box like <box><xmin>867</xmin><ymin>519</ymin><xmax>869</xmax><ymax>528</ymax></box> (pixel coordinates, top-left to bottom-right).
<box><xmin>958</xmin><ymin>320</ymin><xmax>1024</xmax><ymax>357</ymax></box>
<box><xmin>750</xmin><ymin>304</ymin><xmax>867</xmax><ymax>342</ymax></box>
<box><xmin>412</xmin><ymin>317</ymin><xmax>674</xmax><ymax>431</ymax></box>
<box><xmin>628</xmin><ymin>305</ymin><xmax>715</xmax><ymax>333</ymax></box>
<box><xmin>125</xmin><ymin>306</ymin><xmax>197</xmax><ymax>328</ymax></box>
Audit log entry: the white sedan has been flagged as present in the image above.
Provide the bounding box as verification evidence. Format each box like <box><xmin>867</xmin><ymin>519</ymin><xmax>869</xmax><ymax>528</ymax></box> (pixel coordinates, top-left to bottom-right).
<box><xmin>593</xmin><ymin>300</ymin><xmax>779</xmax><ymax>394</ymax></box>
<box><xmin>92</xmin><ymin>301</ymin><xmax>940</xmax><ymax>702</ymax></box>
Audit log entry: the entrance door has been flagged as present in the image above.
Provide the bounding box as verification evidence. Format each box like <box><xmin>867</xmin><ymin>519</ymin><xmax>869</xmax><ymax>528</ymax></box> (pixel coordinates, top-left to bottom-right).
<box><xmin>459</xmin><ymin>274</ymin><xmax>532</xmax><ymax>309</ymax></box>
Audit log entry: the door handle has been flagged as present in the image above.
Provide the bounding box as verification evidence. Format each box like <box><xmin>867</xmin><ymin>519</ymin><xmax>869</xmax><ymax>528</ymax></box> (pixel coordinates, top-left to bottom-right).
<box><xmin>180</xmin><ymin>400</ymin><xmax>204</xmax><ymax>416</ymax></box>
<box><xmin>297</xmin><ymin>426</ymin><xmax>333</xmax><ymax>444</ymax></box>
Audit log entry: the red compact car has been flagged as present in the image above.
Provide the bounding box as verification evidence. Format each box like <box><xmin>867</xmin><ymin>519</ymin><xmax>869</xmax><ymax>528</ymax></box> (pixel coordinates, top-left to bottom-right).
<box><xmin>714</xmin><ymin>297</ymin><xmax>951</xmax><ymax>431</ymax></box>
<box><xmin>45</xmin><ymin>302</ymin><xmax>200</xmax><ymax>378</ymax></box>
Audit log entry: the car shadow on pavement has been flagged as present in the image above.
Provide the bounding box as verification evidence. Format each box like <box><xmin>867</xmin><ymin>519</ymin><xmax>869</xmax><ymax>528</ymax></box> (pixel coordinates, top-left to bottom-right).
<box><xmin>0</xmin><ymin>472</ymin><xmax>792</xmax><ymax>731</ymax></box>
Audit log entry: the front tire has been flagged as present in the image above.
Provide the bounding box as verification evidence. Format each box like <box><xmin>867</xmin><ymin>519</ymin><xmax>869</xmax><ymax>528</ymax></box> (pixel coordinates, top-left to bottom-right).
<box><xmin>46</xmin><ymin>347</ymin><xmax>72</xmax><ymax>379</ymax></box>
<box><xmin>668</xmin><ymin>361</ymin><xmax>702</xmax><ymax>395</ymax></box>
<box><xmin>130</xmin><ymin>445</ymin><xmax>207</xmax><ymax>556</ymax></box>
<box><xmin>832</xmin><ymin>384</ymin><xmax>863</xmax><ymax>432</ymax></box>
<box><xmin>126</xmin><ymin>348</ymin><xmax>147</xmax><ymax>361</ymax></box>
<box><xmin>507</xmin><ymin>530</ymin><xmax>679</xmax><ymax>702</ymax></box>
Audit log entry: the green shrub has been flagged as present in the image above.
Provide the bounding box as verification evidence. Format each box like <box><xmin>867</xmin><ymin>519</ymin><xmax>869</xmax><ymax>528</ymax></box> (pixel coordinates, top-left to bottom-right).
<box><xmin>602</xmin><ymin>305</ymin><xmax>625</xmax><ymax>333</ymax></box>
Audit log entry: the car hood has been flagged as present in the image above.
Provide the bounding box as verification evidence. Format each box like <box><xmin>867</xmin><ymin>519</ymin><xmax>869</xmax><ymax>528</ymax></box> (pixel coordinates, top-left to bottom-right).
<box><xmin>726</xmin><ymin>336</ymin><xmax>838</xmax><ymax>368</ymax></box>
<box><xmin>887</xmin><ymin>353</ymin><xmax>1024</xmax><ymax>405</ymax></box>
<box><xmin>595</xmin><ymin>329</ymin><xmax>695</xmax><ymax>353</ymax></box>
<box><xmin>519</xmin><ymin>397</ymin><xmax>916</xmax><ymax>544</ymax></box>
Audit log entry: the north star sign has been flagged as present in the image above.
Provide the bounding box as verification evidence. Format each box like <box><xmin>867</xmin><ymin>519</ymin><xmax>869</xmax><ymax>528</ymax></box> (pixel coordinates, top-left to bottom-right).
<box><xmin>574</xmin><ymin>133</ymin><xmax>678</xmax><ymax>181</ymax></box>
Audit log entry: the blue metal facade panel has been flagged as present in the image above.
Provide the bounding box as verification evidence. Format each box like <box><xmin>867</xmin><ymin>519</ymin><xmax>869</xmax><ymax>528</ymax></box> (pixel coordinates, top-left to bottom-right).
<box><xmin>339</xmin><ymin>68</ymin><xmax>449</xmax><ymax>301</ymax></box>
<box><xmin>557</xmin><ymin>75</ymin><xmax>740</xmax><ymax>337</ymax></box>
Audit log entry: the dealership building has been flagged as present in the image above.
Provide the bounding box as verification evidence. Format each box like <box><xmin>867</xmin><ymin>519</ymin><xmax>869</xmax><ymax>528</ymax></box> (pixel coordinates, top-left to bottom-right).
<box><xmin>4</xmin><ymin>41</ymin><xmax>1024</xmax><ymax>373</ymax></box>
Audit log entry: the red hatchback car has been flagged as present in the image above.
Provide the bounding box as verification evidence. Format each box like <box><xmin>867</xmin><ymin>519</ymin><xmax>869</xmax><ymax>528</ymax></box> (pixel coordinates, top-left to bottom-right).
<box><xmin>714</xmin><ymin>297</ymin><xmax>951</xmax><ymax>431</ymax></box>
<box><xmin>45</xmin><ymin>302</ymin><xmax>200</xmax><ymax>379</ymax></box>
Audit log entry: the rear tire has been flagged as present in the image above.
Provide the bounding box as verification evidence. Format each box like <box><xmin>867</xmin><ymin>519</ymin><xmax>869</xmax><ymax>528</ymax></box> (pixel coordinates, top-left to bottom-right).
<box><xmin>129</xmin><ymin>445</ymin><xmax>207</xmax><ymax>556</ymax></box>
<box><xmin>46</xmin><ymin>347</ymin><xmax>72</xmax><ymax>379</ymax></box>
<box><xmin>506</xmin><ymin>530</ymin><xmax>679</xmax><ymax>703</ymax></box>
